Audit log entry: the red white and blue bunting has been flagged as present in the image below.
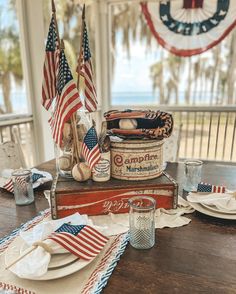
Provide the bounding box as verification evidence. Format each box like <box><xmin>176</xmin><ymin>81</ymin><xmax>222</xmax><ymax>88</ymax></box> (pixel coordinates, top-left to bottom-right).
<box><xmin>141</xmin><ymin>0</ymin><xmax>236</xmax><ymax>56</ymax></box>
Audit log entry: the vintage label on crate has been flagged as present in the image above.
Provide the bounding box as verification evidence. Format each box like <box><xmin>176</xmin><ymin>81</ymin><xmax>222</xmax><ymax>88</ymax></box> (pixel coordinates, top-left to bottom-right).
<box><xmin>55</xmin><ymin>187</ymin><xmax>175</xmax><ymax>218</ymax></box>
<box><xmin>111</xmin><ymin>140</ymin><xmax>163</xmax><ymax>180</ymax></box>
<box><xmin>92</xmin><ymin>152</ymin><xmax>111</xmax><ymax>182</ymax></box>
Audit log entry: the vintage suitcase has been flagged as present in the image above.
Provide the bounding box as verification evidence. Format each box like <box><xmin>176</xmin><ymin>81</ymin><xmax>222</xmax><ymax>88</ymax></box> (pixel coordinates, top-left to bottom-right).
<box><xmin>50</xmin><ymin>172</ymin><xmax>178</xmax><ymax>219</ymax></box>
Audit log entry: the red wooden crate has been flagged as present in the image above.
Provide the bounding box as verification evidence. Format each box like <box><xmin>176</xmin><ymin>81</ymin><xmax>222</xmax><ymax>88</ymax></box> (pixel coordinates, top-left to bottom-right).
<box><xmin>50</xmin><ymin>172</ymin><xmax>178</xmax><ymax>219</ymax></box>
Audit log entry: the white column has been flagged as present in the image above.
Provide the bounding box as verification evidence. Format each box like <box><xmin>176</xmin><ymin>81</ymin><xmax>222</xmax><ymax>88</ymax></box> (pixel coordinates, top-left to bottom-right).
<box><xmin>96</xmin><ymin>0</ymin><xmax>111</xmax><ymax>113</ymax></box>
<box><xmin>16</xmin><ymin>0</ymin><xmax>54</xmax><ymax>164</ymax></box>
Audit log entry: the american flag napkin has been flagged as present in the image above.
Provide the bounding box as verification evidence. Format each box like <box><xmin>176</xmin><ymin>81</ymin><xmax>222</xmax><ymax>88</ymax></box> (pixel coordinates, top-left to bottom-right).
<box><xmin>197</xmin><ymin>182</ymin><xmax>226</xmax><ymax>193</ymax></box>
<box><xmin>48</xmin><ymin>223</ymin><xmax>108</xmax><ymax>260</ymax></box>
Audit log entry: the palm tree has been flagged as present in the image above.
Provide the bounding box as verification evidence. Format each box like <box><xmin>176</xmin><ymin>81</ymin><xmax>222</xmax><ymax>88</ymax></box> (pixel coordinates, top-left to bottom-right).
<box><xmin>0</xmin><ymin>29</ymin><xmax>23</xmax><ymax>113</ymax></box>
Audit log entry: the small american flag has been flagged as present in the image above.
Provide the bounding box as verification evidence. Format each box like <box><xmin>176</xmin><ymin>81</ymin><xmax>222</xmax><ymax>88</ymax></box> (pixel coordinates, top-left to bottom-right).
<box><xmin>48</xmin><ymin>223</ymin><xmax>108</xmax><ymax>260</ymax></box>
<box><xmin>42</xmin><ymin>15</ymin><xmax>59</xmax><ymax>110</ymax></box>
<box><xmin>197</xmin><ymin>182</ymin><xmax>226</xmax><ymax>193</ymax></box>
<box><xmin>82</xmin><ymin>126</ymin><xmax>101</xmax><ymax>169</ymax></box>
<box><xmin>77</xmin><ymin>10</ymin><xmax>98</xmax><ymax>112</ymax></box>
<box><xmin>49</xmin><ymin>49</ymin><xmax>83</xmax><ymax>146</ymax></box>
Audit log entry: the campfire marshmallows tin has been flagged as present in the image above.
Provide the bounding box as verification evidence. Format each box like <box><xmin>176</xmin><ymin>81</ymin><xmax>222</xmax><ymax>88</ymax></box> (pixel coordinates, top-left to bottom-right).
<box><xmin>111</xmin><ymin>139</ymin><xmax>163</xmax><ymax>180</ymax></box>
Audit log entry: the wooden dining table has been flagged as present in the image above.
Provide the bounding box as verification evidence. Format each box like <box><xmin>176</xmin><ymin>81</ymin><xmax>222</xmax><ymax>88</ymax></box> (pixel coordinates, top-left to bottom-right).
<box><xmin>0</xmin><ymin>161</ymin><xmax>236</xmax><ymax>294</ymax></box>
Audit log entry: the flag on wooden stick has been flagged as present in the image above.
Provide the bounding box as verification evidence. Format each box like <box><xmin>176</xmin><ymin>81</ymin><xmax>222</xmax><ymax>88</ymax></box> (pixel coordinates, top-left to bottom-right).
<box><xmin>77</xmin><ymin>8</ymin><xmax>98</xmax><ymax>112</ymax></box>
<box><xmin>48</xmin><ymin>223</ymin><xmax>108</xmax><ymax>260</ymax></box>
<box><xmin>197</xmin><ymin>183</ymin><xmax>226</xmax><ymax>193</ymax></box>
<box><xmin>82</xmin><ymin>126</ymin><xmax>101</xmax><ymax>169</ymax></box>
<box><xmin>42</xmin><ymin>15</ymin><xmax>59</xmax><ymax>110</ymax></box>
<box><xmin>49</xmin><ymin>48</ymin><xmax>83</xmax><ymax>146</ymax></box>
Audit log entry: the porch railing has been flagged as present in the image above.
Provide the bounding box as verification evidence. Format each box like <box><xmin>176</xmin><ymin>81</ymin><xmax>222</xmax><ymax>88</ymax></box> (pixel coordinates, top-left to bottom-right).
<box><xmin>0</xmin><ymin>114</ymin><xmax>35</xmax><ymax>167</ymax></box>
<box><xmin>165</xmin><ymin>106</ymin><xmax>236</xmax><ymax>162</ymax></box>
<box><xmin>1</xmin><ymin>107</ymin><xmax>236</xmax><ymax>164</ymax></box>
<box><xmin>113</xmin><ymin>105</ymin><xmax>236</xmax><ymax>163</ymax></box>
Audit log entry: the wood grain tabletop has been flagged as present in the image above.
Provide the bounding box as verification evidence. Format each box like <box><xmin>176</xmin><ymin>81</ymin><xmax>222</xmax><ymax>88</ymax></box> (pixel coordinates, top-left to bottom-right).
<box><xmin>0</xmin><ymin>160</ymin><xmax>236</xmax><ymax>294</ymax></box>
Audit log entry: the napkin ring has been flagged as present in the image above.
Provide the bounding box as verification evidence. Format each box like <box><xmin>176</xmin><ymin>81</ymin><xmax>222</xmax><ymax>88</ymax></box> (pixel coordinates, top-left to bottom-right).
<box><xmin>32</xmin><ymin>241</ymin><xmax>53</xmax><ymax>254</ymax></box>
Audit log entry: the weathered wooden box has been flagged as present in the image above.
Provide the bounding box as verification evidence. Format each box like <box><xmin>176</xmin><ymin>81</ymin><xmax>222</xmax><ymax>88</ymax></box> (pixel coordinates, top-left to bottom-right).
<box><xmin>50</xmin><ymin>172</ymin><xmax>178</xmax><ymax>219</ymax></box>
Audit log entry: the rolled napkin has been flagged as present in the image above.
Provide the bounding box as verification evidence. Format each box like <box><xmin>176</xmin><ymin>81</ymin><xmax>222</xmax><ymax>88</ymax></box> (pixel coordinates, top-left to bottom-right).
<box><xmin>0</xmin><ymin>168</ymin><xmax>52</xmax><ymax>193</ymax></box>
<box><xmin>8</xmin><ymin>213</ymin><xmax>108</xmax><ymax>279</ymax></box>
<box><xmin>187</xmin><ymin>191</ymin><xmax>236</xmax><ymax>212</ymax></box>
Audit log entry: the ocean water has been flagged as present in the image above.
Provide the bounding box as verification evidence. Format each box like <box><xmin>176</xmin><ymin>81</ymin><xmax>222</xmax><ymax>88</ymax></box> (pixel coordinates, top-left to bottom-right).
<box><xmin>0</xmin><ymin>90</ymin><xmax>220</xmax><ymax>114</ymax></box>
<box><xmin>0</xmin><ymin>90</ymin><xmax>29</xmax><ymax>114</ymax></box>
<box><xmin>111</xmin><ymin>91</ymin><xmax>218</xmax><ymax>106</ymax></box>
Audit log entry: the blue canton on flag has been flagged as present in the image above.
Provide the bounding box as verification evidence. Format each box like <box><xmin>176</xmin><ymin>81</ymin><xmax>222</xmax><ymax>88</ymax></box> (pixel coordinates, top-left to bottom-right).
<box><xmin>55</xmin><ymin>223</ymin><xmax>85</xmax><ymax>235</ymax></box>
<box><xmin>49</xmin><ymin>49</ymin><xmax>83</xmax><ymax>146</ymax></box>
<box><xmin>48</xmin><ymin>223</ymin><xmax>108</xmax><ymax>260</ymax></box>
<box><xmin>82</xmin><ymin>126</ymin><xmax>101</xmax><ymax>169</ymax></box>
<box><xmin>42</xmin><ymin>16</ymin><xmax>59</xmax><ymax>110</ymax></box>
<box><xmin>82</xmin><ymin>23</ymin><xmax>91</xmax><ymax>62</ymax></box>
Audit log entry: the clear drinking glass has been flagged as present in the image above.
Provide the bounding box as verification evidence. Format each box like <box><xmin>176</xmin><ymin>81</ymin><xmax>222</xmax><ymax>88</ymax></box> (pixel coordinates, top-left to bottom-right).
<box><xmin>128</xmin><ymin>196</ymin><xmax>156</xmax><ymax>249</ymax></box>
<box><xmin>12</xmin><ymin>169</ymin><xmax>34</xmax><ymax>206</ymax></box>
<box><xmin>183</xmin><ymin>160</ymin><xmax>203</xmax><ymax>192</ymax></box>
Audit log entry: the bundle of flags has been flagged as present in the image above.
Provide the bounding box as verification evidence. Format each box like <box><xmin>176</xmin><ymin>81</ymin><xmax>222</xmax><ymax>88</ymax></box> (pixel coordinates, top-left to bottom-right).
<box><xmin>48</xmin><ymin>223</ymin><xmax>108</xmax><ymax>260</ymax></box>
<box><xmin>197</xmin><ymin>182</ymin><xmax>226</xmax><ymax>193</ymax></box>
<box><xmin>42</xmin><ymin>5</ymin><xmax>99</xmax><ymax>156</ymax></box>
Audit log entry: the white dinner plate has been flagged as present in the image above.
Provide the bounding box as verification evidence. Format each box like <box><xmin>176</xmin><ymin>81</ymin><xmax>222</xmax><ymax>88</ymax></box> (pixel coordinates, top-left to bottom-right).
<box><xmin>189</xmin><ymin>202</ymin><xmax>236</xmax><ymax>220</ymax></box>
<box><xmin>5</xmin><ymin>236</ymin><xmax>97</xmax><ymax>280</ymax></box>
<box><xmin>201</xmin><ymin>203</ymin><xmax>236</xmax><ymax>215</ymax></box>
<box><xmin>20</xmin><ymin>243</ymin><xmax>79</xmax><ymax>269</ymax></box>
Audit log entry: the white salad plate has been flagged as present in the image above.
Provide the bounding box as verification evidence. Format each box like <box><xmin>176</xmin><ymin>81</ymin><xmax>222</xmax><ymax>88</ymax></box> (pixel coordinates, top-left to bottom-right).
<box><xmin>189</xmin><ymin>202</ymin><xmax>236</xmax><ymax>220</ymax></box>
<box><xmin>5</xmin><ymin>236</ymin><xmax>96</xmax><ymax>280</ymax></box>
<box><xmin>201</xmin><ymin>203</ymin><xmax>236</xmax><ymax>215</ymax></box>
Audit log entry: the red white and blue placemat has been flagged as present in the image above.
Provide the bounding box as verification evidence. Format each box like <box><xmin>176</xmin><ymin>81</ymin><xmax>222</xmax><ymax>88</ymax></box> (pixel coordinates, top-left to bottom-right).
<box><xmin>0</xmin><ymin>210</ymin><xmax>129</xmax><ymax>294</ymax></box>
<box><xmin>141</xmin><ymin>0</ymin><xmax>236</xmax><ymax>56</ymax></box>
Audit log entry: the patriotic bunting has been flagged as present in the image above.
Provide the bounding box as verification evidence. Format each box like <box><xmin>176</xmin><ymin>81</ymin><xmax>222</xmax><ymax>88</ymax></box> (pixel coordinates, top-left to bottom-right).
<box><xmin>77</xmin><ymin>9</ymin><xmax>98</xmax><ymax>112</ymax></box>
<box><xmin>82</xmin><ymin>126</ymin><xmax>101</xmax><ymax>169</ymax></box>
<box><xmin>49</xmin><ymin>49</ymin><xmax>83</xmax><ymax>146</ymax></box>
<box><xmin>48</xmin><ymin>223</ymin><xmax>108</xmax><ymax>260</ymax></box>
<box><xmin>141</xmin><ymin>0</ymin><xmax>236</xmax><ymax>57</ymax></box>
<box><xmin>42</xmin><ymin>15</ymin><xmax>59</xmax><ymax>110</ymax></box>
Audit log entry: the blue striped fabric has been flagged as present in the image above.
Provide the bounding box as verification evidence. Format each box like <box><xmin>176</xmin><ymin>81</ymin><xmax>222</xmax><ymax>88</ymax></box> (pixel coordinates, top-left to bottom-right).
<box><xmin>93</xmin><ymin>233</ymin><xmax>130</xmax><ymax>294</ymax></box>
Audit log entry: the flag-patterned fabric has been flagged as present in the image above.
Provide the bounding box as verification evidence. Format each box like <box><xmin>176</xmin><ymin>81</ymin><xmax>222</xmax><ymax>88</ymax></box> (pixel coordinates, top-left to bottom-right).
<box><xmin>49</xmin><ymin>50</ymin><xmax>83</xmax><ymax>146</ymax></box>
<box><xmin>48</xmin><ymin>223</ymin><xmax>108</xmax><ymax>260</ymax></box>
<box><xmin>81</xmin><ymin>126</ymin><xmax>101</xmax><ymax>169</ymax></box>
<box><xmin>3</xmin><ymin>176</ymin><xmax>27</xmax><ymax>193</ymax></box>
<box><xmin>141</xmin><ymin>1</ymin><xmax>236</xmax><ymax>57</ymax></box>
<box><xmin>197</xmin><ymin>182</ymin><xmax>226</xmax><ymax>193</ymax></box>
<box><xmin>3</xmin><ymin>173</ymin><xmax>44</xmax><ymax>193</ymax></box>
<box><xmin>78</xmin><ymin>18</ymin><xmax>98</xmax><ymax>112</ymax></box>
<box><xmin>42</xmin><ymin>16</ymin><xmax>59</xmax><ymax>110</ymax></box>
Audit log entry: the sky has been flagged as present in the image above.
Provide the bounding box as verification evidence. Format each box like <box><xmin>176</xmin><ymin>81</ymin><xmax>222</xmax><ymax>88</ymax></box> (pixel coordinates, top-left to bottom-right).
<box><xmin>112</xmin><ymin>32</ymin><xmax>159</xmax><ymax>93</ymax></box>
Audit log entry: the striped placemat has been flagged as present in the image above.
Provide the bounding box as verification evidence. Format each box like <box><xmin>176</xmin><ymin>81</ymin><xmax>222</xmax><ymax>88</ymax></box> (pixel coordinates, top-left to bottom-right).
<box><xmin>0</xmin><ymin>210</ymin><xmax>129</xmax><ymax>294</ymax></box>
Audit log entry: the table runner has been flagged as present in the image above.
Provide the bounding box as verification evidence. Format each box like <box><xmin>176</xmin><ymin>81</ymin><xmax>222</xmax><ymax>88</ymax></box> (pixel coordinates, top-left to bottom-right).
<box><xmin>0</xmin><ymin>209</ymin><xmax>129</xmax><ymax>294</ymax></box>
